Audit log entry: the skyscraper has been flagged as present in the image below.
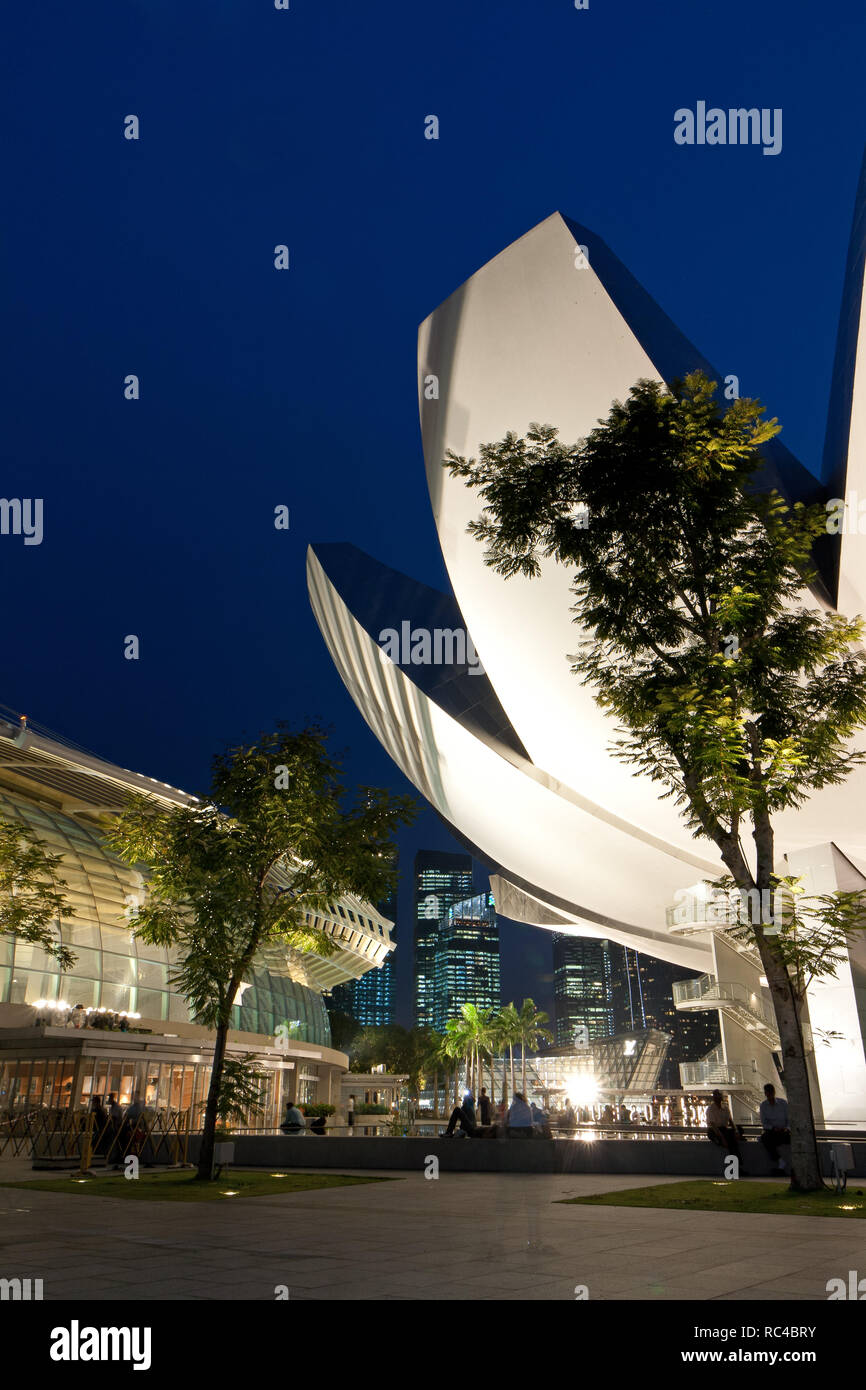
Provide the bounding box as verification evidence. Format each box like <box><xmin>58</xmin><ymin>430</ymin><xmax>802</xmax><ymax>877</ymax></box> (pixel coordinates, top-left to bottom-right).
<box><xmin>413</xmin><ymin>850</ymin><xmax>472</xmax><ymax>1028</ymax></box>
<box><xmin>611</xmin><ymin>945</ymin><xmax>720</xmax><ymax>1088</ymax></box>
<box><xmin>552</xmin><ymin>933</ymin><xmax>615</xmax><ymax>1046</ymax></box>
<box><xmin>328</xmin><ymin>883</ymin><xmax>397</xmax><ymax>1027</ymax></box>
<box><xmin>432</xmin><ymin>890</ymin><xmax>501</xmax><ymax>1032</ymax></box>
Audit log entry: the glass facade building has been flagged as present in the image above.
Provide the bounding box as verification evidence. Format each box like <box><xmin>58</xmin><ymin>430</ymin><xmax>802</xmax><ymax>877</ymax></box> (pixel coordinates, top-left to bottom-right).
<box><xmin>328</xmin><ymin>886</ymin><xmax>396</xmax><ymax>1027</ymax></box>
<box><xmin>0</xmin><ymin>789</ymin><xmax>331</xmax><ymax>1047</ymax></box>
<box><xmin>413</xmin><ymin>850</ymin><xmax>472</xmax><ymax>1028</ymax></box>
<box><xmin>431</xmin><ymin>891</ymin><xmax>501</xmax><ymax>1033</ymax></box>
<box><xmin>610</xmin><ymin>944</ymin><xmax>720</xmax><ymax>1090</ymax></box>
<box><xmin>552</xmin><ymin>933</ymin><xmax>615</xmax><ymax>1046</ymax></box>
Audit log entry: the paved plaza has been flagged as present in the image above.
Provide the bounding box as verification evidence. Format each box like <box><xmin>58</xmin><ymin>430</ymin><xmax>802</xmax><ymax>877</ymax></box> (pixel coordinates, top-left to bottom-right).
<box><xmin>1</xmin><ymin>1160</ymin><xmax>864</xmax><ymax>1301</ymax></box>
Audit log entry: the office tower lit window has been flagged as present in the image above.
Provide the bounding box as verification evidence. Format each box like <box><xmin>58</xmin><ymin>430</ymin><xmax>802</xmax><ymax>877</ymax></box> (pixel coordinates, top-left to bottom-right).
<box><xmin>432</xmin><ymin>891</ymin><xmax>501</xmax><ymax>1033</ymax></box>
<box><xmin>328</xmin><ymin>884</ymin><xmax>397</xmax><ymax>1027</ymax></box>
<box><xmin>552</xmin><ymin>933</ymin><xmax>615</xmax><ymax>1046</ymax></box>
<box><xmin>413</xmin><ymin>850</ymin><xmax>472</xmax><ymax>1028</ymax></box>
<box><xmin>610</xmin><ymin>944</ymin><xmax>719</xmax><ymax>1087</ymax></box>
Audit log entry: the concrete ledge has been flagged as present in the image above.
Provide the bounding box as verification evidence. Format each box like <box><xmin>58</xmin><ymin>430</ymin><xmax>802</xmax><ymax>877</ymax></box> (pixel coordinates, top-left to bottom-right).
<box><xmin>187</xmin><ymin>1134</ymin><xmax>866</xmax><ymax>1177</ymax></box>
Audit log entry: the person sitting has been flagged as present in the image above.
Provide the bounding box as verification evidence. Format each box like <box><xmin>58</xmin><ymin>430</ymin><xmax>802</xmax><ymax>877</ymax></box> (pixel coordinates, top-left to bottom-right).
<box><xmin>281</xmin><ymin>1101</ymin><xmax>305</xmax><ymax>1134</ymax></box>
<box><xmin>506</xmin><ymin>1092</ymin><xmax>534</xmax><ymax>1138</ymax></box>
<box><xmin>309</xmin><ymin>1113</ymin><xmax>326</xmax><ymax>1136</ymax></box>
<box><xmin>706</xmin><ymin>1089</ymin><xmax>745</xmax><ymax>1168</ymax></box>
<box><xmin>759</xmin><ymin>1083</ymin><xmax>791</xmax><ymax>1174</ymax></box>
<box><xmin>443</xmin><ymin>1094</ymin><xmax>477</xmax><ymax>1137</ymax></box>
<box><xmin>530</xmin><ymin>1102</ymin><xmax>551</xmax><ymax>1138</ymax></box>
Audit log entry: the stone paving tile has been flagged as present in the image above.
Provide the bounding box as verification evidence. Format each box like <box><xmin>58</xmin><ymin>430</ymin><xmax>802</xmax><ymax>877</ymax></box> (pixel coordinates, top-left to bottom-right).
<box><xmin>2</xmin><ymin>1165</ymin><xmax>863</xmax><ymax>1302</ymax></box>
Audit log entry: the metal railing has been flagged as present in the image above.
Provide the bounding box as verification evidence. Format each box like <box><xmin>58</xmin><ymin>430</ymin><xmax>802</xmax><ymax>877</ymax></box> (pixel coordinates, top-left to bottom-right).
<box><xmin>673</xmin><ymin>974</ymin><xmax>779</xmax><ymax>1044</ymax></box>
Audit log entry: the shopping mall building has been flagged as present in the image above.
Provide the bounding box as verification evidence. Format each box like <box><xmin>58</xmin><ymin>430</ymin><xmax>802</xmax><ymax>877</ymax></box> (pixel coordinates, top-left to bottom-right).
<box><xmin>0</xmin><ymin>713</ymin><xmax>394</xmax><ymax>1128</ymax></box>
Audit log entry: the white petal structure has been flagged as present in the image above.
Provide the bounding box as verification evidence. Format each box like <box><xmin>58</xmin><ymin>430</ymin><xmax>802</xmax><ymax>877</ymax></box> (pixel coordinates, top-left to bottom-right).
<box><xmin>309</xmin><ymin>173</ymin><xmax>866</xmax><ymax>1121</ymax></box>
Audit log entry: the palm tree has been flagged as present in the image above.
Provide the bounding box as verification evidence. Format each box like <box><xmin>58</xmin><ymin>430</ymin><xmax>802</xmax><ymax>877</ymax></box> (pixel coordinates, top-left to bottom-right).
<box><xmin>516</xmin><ymin>999</ymin><xmax>553</xmax><ymax>1096</ymax></box>
<box><xmin>419</xmin><ymin>1029</ymin><xmax>447</xmax><ymax>1117</ymax></box>
<box><xmin>478</xmin><ymin>1009</ymin><xmax>497</xmax><ymax>1102</ymax></box>
<box><xmin>497</xmin><ymin>1003</ymin><xmax>521</xmax><ymax>1102</ymax></box>
<box><xmin>455</xmin><ymin>1003</ymin><xmax>494</xmax><ymax>1101</ymax></box>
<box><xmin>443</xmin><ymin>1017</ymin><xmax>469</xmax><ymax>1106</ymax></box>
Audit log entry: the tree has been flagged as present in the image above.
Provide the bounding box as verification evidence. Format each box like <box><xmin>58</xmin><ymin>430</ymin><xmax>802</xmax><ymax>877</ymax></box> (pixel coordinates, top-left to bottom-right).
<box><xmin>327</xmin><ymin>1009</ymin><xmax>360</xmax><ymax>1054</ymax></box>
<box><xmin>496</xmin><ymin>1002</ymin><xmax>521</xmax><ymax>1102</ymax></box>
<box><xmin>515</xmin><ymin>999</ymin><xmax>553</xmax><ymax>1096</ymax></box>
<box><xmin>421</xmin><ymin>1029</ymin><xmax>449</xmax><ymax>1116</ymax></box>
<box><xmin>443</xmin><ymin>1015</ymin><xmax>470</xmax><ymax>1105</ymax></box>
<box><xmin>107</xmin><ymin>724</ymin><xmax>414</xmax><ymax>1180</ymax></box>
<box><xmin>446</xmin><ymin>371</ymin><xmax>866</xmax><ymax>1190</ymax></box>
<box><xmin>0</xmin><ymin>823</ymin><xmax>76</xmax><ymax>970</ymax></box>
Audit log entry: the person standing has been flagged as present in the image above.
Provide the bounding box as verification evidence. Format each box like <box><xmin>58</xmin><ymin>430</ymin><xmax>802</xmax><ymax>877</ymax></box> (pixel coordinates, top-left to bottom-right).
<box><xmin>347</xmin><ymin>1094</ymin><xmax>355</xmax><ymax>1134</ymax></box>
<box><xmin>477</xmin><ymin>1087</ymin><xmax>493</xmax><ymax>1126</ymax></box>
<box><xmin>759</xmin><ymin>1084</ymin><xmax>791</xmax><ymax>1174</ymax></box>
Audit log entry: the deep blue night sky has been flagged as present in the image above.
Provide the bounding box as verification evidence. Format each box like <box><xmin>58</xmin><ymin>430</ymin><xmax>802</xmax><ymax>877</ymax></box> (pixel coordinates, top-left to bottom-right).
<box><xmin>3</xmin><ymin>0</ymin><xmax>865</xmax><ymax>1025</ymax></box>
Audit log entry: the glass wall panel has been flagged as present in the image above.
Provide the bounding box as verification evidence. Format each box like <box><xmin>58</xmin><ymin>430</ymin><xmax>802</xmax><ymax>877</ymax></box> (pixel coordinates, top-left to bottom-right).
<box><xmin>61</xmin><ymin>922</ymin><xmax>101</xmax><ymax>948</ymax></box>
<box><xmin>10</xmin><ymin>969</ymin><xmax>59</xmax><ymax>1004</ymax></box>
<box><xmin>101</xmin><ymin>982</ymin><xmax>135</xmax><ymax>1011</ymax></box>
<box><xmin>137</xmin><ymin>989</ymin><xmax>167</xmax><ymax>1021</ymax></box>
<box><xmin>62</xmin><ymin>977</ymin><xmax>100</xmax><ymax>1008</ymax></box>
<box><xmin>66</xmin><ymin>946</ymin><xmax>102</xmax><ymax>978</ymax></box>
<box><xmin>12</xmin><ymin>942</ymin><xmax>61</xmax><ymax>972</ymax></box>
<box><xmin>168</xmin><ymin>993</ymin><xmax>192</xmax><ymax>1023</ymax></box>
<box><xmin>137</xmin><ymin>959</ymin><xmax>168</xmax><ymax>989</ymax></box>
<box><xmin>102</xmin><ymin>952</ymin><xmax>136</xmax><ymax>985</ymax></box>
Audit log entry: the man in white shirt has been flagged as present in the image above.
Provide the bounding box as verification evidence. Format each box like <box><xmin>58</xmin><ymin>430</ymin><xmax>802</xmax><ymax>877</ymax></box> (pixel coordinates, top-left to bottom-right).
<box><xmin>759</xmin><ymin>1084</ymin><xmax>791</xmax><ymax>1174</ymax></box>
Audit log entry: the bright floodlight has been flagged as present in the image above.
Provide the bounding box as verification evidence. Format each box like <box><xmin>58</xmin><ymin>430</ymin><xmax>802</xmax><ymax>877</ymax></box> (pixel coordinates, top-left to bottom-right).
<box><xmin>567</xmin><ymin>1076</ymin><xmax>599</xmax><ymax>1108</ymax></box>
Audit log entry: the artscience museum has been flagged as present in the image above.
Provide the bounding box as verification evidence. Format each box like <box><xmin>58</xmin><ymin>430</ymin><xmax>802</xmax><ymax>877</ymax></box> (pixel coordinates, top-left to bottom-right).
<box><xmin>309</xmin><ymin>154</ymin><xmax>866</xmax><ymax>1128</ymax></box>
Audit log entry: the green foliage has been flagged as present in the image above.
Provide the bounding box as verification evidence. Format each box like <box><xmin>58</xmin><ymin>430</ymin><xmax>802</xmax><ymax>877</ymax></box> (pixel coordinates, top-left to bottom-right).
<box><xmin>0</xmin><ymin>823</ymin><xmax>76</xmax><ymax>969</ymax></box>
<box><xmin>719</xmin><ymin>873</ymin><xmax>866</xmax><ymax>994</ymax></box>
<box><xmin>327</xmin><ymin>1008</ymin><xmax>359</xmax><ymax>1052</ymax></box>
<box><xmin>346</xmin><ymin>1024</ymin><xmax>431</xmax><ymax>1091</ymax></box>
<box><xmin>446</xmin><ymin>371</ymin><xmax>866</xmax><ymax>892</ymax></box>
<box><xmin>215</xmin><ymin>1053</ymin><xmax>268</xmax><ymax>1124</ymax></box>
<box><xmin>105</xmin><ymin>722</ymin><xmax>414</xmax><ymax>1179</ymax></box>
<box><xmin>106</xmin><ymin>723</ymin><xmax>415</xmax><ymax>1029</ymax></box>
<box><xmin>446</xmin><ymin>370</ymin><xmax>866</xmax><ymax>1190</ymax></box>
<box><xmin>299</xmin><ymin>1103</ymin><xmax>336</xmax><ymax>1117</ymax></box>
<box><xmin>355</xmin><ymin>1102</ymin><xmax>389</xmax><ymax>1114</ymax></box>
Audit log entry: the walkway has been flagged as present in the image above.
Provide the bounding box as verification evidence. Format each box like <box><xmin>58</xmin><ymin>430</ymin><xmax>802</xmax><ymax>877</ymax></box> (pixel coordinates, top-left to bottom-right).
<box><xmin>1</xmin><ymin>1160</ymin><xmax>863</xmax><ymax>1300</ymax></box>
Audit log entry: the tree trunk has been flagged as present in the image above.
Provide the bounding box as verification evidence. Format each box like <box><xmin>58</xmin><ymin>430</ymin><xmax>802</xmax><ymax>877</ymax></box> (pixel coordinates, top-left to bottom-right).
<box><xmin>758</xmin><ymin>935</ymin><xmax>822</xmax><ymax>1190</ymax></box>
<box><xmin>717</xmin><ymin>809</ymin><xmax>823</xmax><ymax>1191</ymax></box>
<box><xmin>509</xmin><ymin>1045</ymin><xmax>515</xmax><ymax>1097</ymax></box>
<box><xmin>521</xmin><ymin>1043</ymin><xmax>527</xmax><ymax>1097</ymax></box>
<box><xmin>197</xmin><ymin>1016</ymin><xmax>229</xmax><ymax>1181</ymax></box>
<box><xmin>501</xmin><ymin>1053</ymin><xmax>508</xmax><ymax>1107</ymax></box>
